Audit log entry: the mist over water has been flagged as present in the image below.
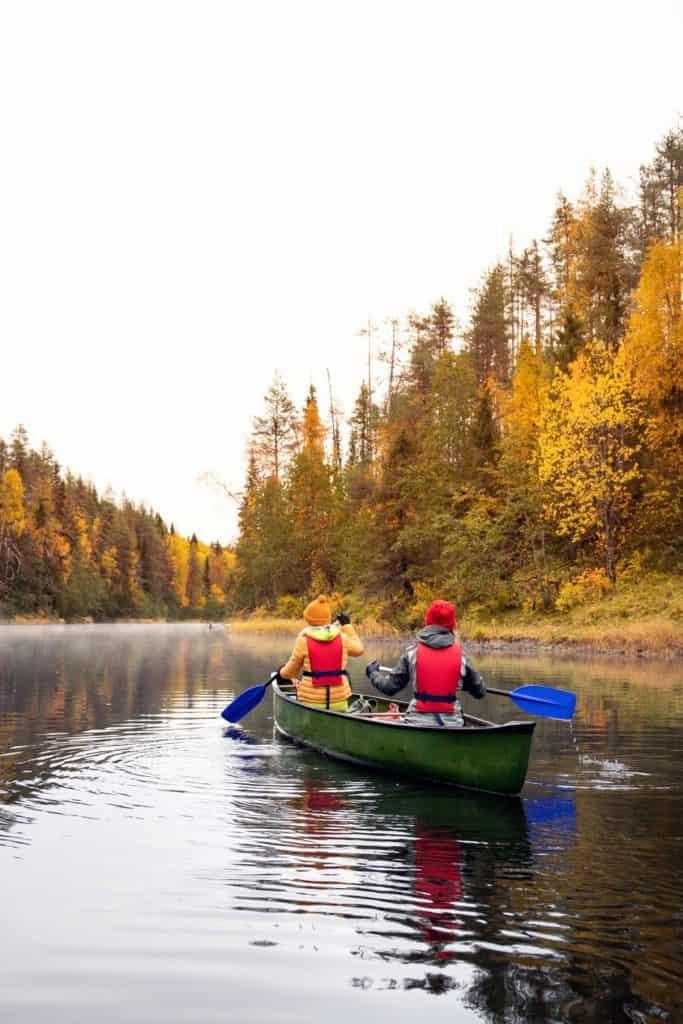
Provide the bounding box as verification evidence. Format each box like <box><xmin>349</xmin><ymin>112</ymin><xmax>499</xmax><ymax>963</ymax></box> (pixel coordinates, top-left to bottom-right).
<box><xmin>1</xmin><ymin>624</ymin><xmax>682</xmax><ymax>1023</ymax></box>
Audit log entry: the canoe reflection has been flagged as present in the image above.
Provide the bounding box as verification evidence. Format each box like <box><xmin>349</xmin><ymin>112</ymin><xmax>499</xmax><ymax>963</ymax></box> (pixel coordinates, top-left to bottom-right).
<box><xmin>281</xmin><ymin>761</ymin><xmax>537</xmax><ymax>953</ymax></box>
<box><xmin>412</xmin><ymin>825</ymin><xmax>463</xmax><ymax>955</ymax></box>
<box><xmin>269</xmin><ymin>760</ymin><xmax>578</xmax><ymax>981</ymax></box>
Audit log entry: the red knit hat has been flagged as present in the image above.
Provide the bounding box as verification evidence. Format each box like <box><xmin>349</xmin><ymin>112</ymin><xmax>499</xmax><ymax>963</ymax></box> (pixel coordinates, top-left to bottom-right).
<box><xmin>424</xmin><ymin>600</ymin><xmax>456</xmax><ymax>631</ymax></box>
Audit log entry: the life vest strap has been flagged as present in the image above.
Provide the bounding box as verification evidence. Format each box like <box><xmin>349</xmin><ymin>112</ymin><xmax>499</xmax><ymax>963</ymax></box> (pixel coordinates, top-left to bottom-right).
<box><xmin>415</xmin><ymin>690</ymin><xmax>457</xmax><ymax>703</ymax></box>
<box><xmin>303</xmin><ymin>669</ymin><xmax>350</xmax><ymax>679</ymax></box>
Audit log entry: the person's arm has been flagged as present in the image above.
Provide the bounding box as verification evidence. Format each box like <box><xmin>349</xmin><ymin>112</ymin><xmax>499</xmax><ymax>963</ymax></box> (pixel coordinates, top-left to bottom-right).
<box><xmin>366</xmin><ymin>650</ymin><xmax>411</xmax><ymax>697</ymax></box>
<box><xmin>460</xmin><ymin>653</ymin><xmax>486</xmax><ymax>699</ymax></box>
<box><xmin>279</xmin><ymin>634</ymin><xmax>306</xmax><ymax>681</ymax></box>
<box><xmin>341</xmin><ymin>622</ymin><xmax>364</xmax><ymax>657</ymax></box>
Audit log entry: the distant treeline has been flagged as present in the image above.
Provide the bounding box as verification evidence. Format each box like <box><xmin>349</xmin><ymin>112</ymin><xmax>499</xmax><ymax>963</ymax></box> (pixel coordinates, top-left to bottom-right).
<box><xmin>0</xmin><ymin>430</ymin><xmax>234</xmax><ymax>620</ymax></box>
<box><xmin>232</xmin><ymin>124</ymin><xmax>682</xmax><ymax>625</ymax></box>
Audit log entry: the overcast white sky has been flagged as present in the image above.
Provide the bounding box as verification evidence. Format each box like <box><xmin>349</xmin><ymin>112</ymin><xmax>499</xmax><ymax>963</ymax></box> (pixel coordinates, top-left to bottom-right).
<box><xmin>1</xmin><ymin>1</ymin><xmax>681</xmax><ymax>542</ymax></box>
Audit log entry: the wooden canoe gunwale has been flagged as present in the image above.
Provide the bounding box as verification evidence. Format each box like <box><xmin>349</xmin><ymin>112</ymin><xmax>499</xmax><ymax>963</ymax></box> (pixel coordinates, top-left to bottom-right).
<box><xmin>272</xmin><ymin>681</ymin><xmax>535</xmax><ymax>796</ymax></box>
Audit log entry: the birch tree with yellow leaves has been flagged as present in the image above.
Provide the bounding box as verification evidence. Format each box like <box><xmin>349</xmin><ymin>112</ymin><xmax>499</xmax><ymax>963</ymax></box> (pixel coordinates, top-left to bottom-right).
<box><xmin>621</xmin><ymin>233</ymin><xmax>683</xmax><ymax>556</ymax></box>
<box><xmin>0</xmin><ymin>468</ymin><xmax>27</xmax><ymax>591</ymax></box>
<box><xmin>538</xmin><ymin>343</ymin><xmax>643</xmax><ymax>582</ymax></box>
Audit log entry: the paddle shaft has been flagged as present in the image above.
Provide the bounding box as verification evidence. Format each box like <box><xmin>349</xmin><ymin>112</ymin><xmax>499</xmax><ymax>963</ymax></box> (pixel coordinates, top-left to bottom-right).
<box><xmin>487</xmin><ymin>687</ymin><xmax>559</xmax><ymax>707</ymax></box>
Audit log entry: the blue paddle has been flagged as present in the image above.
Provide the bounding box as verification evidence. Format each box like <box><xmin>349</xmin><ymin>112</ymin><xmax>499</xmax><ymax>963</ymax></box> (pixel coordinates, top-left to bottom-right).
<box><xmin>487</xmin><ymin>684</ymin><xmax>576</xmax><ymax>720</ymax></box>
<box><xmin>221</xmin><ymin>672</ymin><xmax>278</xmax><ymax>723</ymax></box>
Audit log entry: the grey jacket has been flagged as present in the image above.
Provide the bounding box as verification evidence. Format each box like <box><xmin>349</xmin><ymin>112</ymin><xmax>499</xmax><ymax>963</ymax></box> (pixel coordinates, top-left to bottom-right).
<box><xmin>366</xmin><ymin>625</ymin><xmax>486</xmax><ymax>701</ymax></box>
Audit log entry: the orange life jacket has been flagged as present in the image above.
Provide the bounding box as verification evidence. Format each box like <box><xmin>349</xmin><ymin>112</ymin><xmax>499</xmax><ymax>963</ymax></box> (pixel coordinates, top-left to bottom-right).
<box><xmin>414</xmin><ymin>642</ymin><xmax>462</xmax><ymax>713</ymax></box>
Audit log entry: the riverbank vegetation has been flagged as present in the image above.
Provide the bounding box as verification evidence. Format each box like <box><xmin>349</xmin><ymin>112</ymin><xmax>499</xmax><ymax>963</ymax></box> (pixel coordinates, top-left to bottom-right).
<box><xmin>230</xmin><ymin>124</ymin><xmax>682</xmax><ymax>651</ymax></box>
<box><xmin>229</xmin><ymin>574</ymin><xmax>683</xmax><ymax>655</ymax></box>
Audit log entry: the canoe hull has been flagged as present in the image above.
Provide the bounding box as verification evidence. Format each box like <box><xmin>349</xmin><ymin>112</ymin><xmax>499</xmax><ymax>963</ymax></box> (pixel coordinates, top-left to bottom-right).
<box><xmin>273</xmin><ymin>683</ymin><xmax>535</xmax><ymax>796</ymax></box>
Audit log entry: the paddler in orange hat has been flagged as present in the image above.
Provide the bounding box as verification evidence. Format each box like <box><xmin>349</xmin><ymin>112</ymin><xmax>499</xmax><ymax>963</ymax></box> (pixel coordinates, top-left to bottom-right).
<box><xmin>276</xmin><ymin>595</ymin><xmax>364</xmax><ymax>712</ymax></box>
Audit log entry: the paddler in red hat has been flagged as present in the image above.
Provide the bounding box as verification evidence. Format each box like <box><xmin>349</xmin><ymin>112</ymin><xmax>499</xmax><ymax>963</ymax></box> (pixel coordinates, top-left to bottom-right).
<box><xmin>365</xmin><ymin>600</ymin><xmax>486</xmax><ymax>726</ymax></box>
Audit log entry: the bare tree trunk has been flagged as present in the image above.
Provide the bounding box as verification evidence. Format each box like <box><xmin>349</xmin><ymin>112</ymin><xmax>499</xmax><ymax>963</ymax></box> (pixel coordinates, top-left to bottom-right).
<box><xmin>388</xmin><ymin>318</ymin><xmax>398</xmax><ymax>417</ymax></box>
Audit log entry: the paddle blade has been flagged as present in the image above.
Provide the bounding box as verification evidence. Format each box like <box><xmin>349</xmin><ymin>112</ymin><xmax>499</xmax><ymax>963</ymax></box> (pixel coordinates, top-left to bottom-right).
<box><xmin>221</xmin><ymin>683</ymin><xmax>269</xmax><ymax>723</ymax></box>
<box><xmin>509</xmin><ymin>684</ymin><xmax>576</xmax><ymax>720</ymax></box>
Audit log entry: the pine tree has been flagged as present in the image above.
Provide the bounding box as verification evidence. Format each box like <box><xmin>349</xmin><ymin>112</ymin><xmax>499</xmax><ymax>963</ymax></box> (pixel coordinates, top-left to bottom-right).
<box><xmin>251</xmin><ymin>372</ymin><xmax>300</xmax><ymax>480</ymax></box>
<box><xmin>470</xmin><ymin>381</ymin><xmax>500</xmax><ymax>472</ymax></box>
<box><xmin>347</xmin><ymin>382</ymin><xmax>377</xmax><ymax>468</ymax></box>
<box><xmin>287</xmin><ymin>387</ymin><xmax>334</xmax><ymax>591</ymax></box>
<box><xmin>428</xmin><ymin>298</ymin><xmax>456</xmax><ymax>357</ymax></box>
<box><xmin>546</xmin><ymin>192</ymin><xmax>578</xmax><ymax>312</ymax></box>
<box><xmin>9</xmin><ymin>425</ymin><xmax>29</xmax><ymax>479</ymax></box>
<box><xmin>572</xmin><ymin>169</ymin><xmax>637</xmax><ymax>350</ymax></box>
<box><xmin>551</xmin><ymin>307</ymin><xmax>584</xmax><ymax>371</ymax></box>
<box><xmin>466</xmin><ymin>265</ymin><xmax>511</xmax><ymax>385</ymax></box>
<box><xmin>186</xmin><ymin>538</ymin><xmax>203</xmax><ymax>609</ymax></box>
<box><xmin>517</xmin><ymin>240</ymin><xmax>549</xmax><ymax>351</ymax></box>
<box><xmin>637</xmin><ymin>125</ymin><xmax>683</xmax><ymax>250</ymax></box>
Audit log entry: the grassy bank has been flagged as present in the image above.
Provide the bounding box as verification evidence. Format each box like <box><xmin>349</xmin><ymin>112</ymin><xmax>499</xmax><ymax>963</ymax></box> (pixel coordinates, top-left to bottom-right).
<box><xmin>461</xmin><ymin>613</ymin><xmax>682</xmax><ymax>655</ymax></box>
<box><xmin>229</xmin><ymin>613</ymin><xmax>682</xmax><ymax>656</ymax></box>
<box><xmin>228</xmin><ymin>615</ymin><xmax>399</xmax><ymax>638</ymax></box>
<box><xmin>462</xmin><ymin>574</ymin><xmax>683</xmax><ymax>656</ymax></box>
<box><xmin>228</xmin><ymin>575</ymin><xmax>683</xmax><ymax>657</ymax></box>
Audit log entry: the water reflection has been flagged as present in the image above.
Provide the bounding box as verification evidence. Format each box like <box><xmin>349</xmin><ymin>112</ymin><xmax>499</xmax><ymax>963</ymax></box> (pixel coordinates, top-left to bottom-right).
<box><xmin>0</xmin><ymin>625</ymin><xmax>682</xmax><ymax>1024</ymax></box>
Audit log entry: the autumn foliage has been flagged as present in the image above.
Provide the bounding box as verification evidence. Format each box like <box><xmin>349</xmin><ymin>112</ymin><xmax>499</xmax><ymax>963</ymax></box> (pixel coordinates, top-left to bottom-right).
<box><xmin>0</xmin><ymin>430</ymin><xmax>233</xmax><ymax>620</ymax></box>
<box><xmin>233</xmin><ymin>126</ymin><xmax>682</xmax><ymax>625</ymax></box>
<box><xmin>3</xmin><ymin>126</ymin><xmax>681</xmax><ymax>626</ymax></box>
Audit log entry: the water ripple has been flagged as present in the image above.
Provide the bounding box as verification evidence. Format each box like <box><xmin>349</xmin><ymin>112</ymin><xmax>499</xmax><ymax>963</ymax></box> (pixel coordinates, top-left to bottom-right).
<box><xmin>1</xmin><ymin>626</ymin><xmax>682</xmax><ymax>1023</ymax></box>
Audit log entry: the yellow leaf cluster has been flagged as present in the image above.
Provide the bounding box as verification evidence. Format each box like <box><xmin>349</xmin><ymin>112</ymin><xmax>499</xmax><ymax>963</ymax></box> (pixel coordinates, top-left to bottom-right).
<box><xmin>167</xmin><ymin>533</ymin><xmax>190</xmax><ymax>606</ymax></box>
<box><xmin>302</xmin><ymin>392</ymin><xmax>325</xmax><ymax>454</ymax></box>
<box><xmin>538</xmin><ymin>343</ymin><xmax>642</xmax><ymax>572</ymax></box>
<box><xmin>0</xmin><ymin>469</ymin><xmax>27</xmax><ymax>538</ymax></box>
<box><xmin>622</xmin><ymin>238</ymin><xmax>682</xmax><ymax>466</ymax></box>
<box><xmin>504</xmin><ymin>340</ymin><xmax>549</xmax><ymax>459</ymax></box>
<box><xmin>73</xmin><ymin>511</ymin><xmax>93</xmax><ymax>565</ymax></box>
<box><xmin>100</xmin><ymin>545</ymin><xmax>119</xmax><ymax>581</ymax></box>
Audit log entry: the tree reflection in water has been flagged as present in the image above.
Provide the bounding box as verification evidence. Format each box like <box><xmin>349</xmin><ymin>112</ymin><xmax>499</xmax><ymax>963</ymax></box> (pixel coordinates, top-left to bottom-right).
<box><xmin>2</xmin><ymin>627</ymin><xmax>681</xmax><ymax>1023</ymax></box>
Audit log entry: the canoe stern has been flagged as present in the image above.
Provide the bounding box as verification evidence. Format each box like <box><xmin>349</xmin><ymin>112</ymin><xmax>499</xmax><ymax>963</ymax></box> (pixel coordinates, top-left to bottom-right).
<box><xmin>273</xmin><ymin>684</ymin><xmax>534</xmax><ymax>796</ymax></box>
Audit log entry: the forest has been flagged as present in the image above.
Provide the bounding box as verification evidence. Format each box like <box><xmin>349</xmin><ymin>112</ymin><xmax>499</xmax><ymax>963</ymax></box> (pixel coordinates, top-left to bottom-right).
<box><xmin>0</xmin><ymin>427</ymin><xmax>234</xmax><ymax>620</ymax></box>
<box><xmin>1</xmin><ymin>124</ymin><xmax>681</xmax><ymax>632</ymax></box>
<box><xmin>231</xmin><ymin>124</ymin><xmax>682</xmax><ymax>635</ymax></box>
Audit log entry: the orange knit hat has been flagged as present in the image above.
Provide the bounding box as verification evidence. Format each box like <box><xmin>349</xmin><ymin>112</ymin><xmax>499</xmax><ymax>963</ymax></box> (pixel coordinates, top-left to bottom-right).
<box><xmin>304</xmin><ymin>595</ymin><xmax>332</xmax><ymax>626</ymax></box>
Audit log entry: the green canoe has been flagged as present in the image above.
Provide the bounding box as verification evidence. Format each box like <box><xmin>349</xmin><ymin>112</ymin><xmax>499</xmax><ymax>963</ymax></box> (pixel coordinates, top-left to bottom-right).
<box><xmin>273</xmin><ymin>682</ymin><xmax>535</xmax><ymax>796</ymax></box>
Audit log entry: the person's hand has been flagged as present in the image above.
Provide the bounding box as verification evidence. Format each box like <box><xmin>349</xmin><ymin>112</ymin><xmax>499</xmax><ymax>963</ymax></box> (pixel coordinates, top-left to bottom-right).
<box><xmin>336</xmin><ymin>612</ymin><xmax>351</xmax><ymax>626</ymax></box>
<box><xmin>275</xmin><ymin>665</ymin><xmax>286</xmax><ymax>684</ymax></box>
<box><xmin>365</xmin><ymin>659</ymin><xmax>380</xmax><ymax>679</ymax></box>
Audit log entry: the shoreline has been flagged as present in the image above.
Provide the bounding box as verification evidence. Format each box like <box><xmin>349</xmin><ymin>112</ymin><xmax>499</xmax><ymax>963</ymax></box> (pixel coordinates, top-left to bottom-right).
<box><xmin>226</xmin><ymin>616</ymin><xmax>682</xmax><ymax>659</ymax></box>
<box><xmin>461</xmin><ymin>636</ymin><xmax>681</xmax><ymax>660</ymax></box>
<box><xmin>1</xmin><ymin>615</ymin><xmax>681</xmax><ymax>660</ymax></box>
<box><xmin>0</xmin><ymin>616</ymin><xmax>223</xmax><ymax>627</ymax></box>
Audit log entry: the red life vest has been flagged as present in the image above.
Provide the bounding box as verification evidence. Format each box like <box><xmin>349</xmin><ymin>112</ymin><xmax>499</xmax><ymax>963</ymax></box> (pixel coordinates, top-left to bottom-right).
<box><xmin>414</xmin><ymin>642</ymin><xmax>462</xmax><ymax>713</ymax></box>
<box><xmin>304</xmin><ymin>632</ymin><xmax>347</xmax><ymax>689</ymax></box>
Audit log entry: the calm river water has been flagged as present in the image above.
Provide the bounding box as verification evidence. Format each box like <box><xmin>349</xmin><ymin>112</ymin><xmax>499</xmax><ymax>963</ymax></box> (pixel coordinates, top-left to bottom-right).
<box><xmin>1</xmin><ymin>624</ymin><xmax>682</xmax><ymax>1023</ymax></box>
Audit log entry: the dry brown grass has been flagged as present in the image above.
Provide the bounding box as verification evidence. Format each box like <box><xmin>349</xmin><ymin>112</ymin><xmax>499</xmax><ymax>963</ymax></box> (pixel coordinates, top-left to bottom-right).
<box><xmin>463</xmin><ymin>616</ymin><xmax>683</xmax><ymax>655</ymax></box>
<box><xmin>227</xmin><ymin>615</ymin><xmax>399</xmax><ymax>638</ymax></box>
<box><xmin>228</xmin><ymin>613</ymin><xmax>681</xmax><ymax>654</ymax></box>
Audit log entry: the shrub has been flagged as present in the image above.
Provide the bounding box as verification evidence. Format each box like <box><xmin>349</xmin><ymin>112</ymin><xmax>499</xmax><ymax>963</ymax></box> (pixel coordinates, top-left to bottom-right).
<box><xmin>556</xmin><ymin>568</ymin><xmax>612</xmax><ymax>612</ymax></box>
<box><xmin>275</xmin><ymin>594</ymin><xmax>302</xmax><ymax>619</ymax></box>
